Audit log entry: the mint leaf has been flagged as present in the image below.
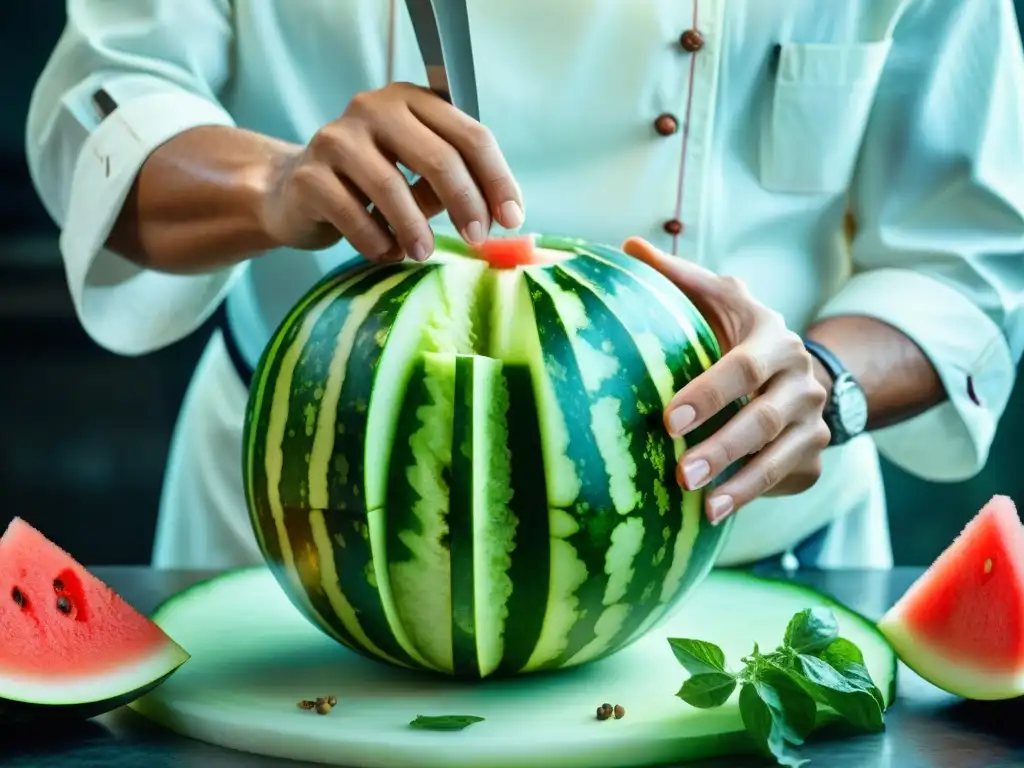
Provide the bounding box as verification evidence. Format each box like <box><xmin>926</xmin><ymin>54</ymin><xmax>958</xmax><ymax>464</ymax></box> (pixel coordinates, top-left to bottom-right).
<box><xmin>794</xmin><ymin>654</ymin><xmax>883</xmax><ymax>732</ymax></box>
<box><xmin>408</xmin><ymin>715</ymin><xmax>485</xmax><ymax>731</ymax></box>
<box><xmin>677</xmin><ymin>672</ymin><xmax>737</xmax><ymax>709</ymax></box>
<box><xmin>667</xmin><ymin>638</ymin><xmax>728</xmax><ymax>676</ymax></box>
<box><xmin>739</xmin><ymin>683</ymin><xmax>810</xmax><ymax>767</ymax></box>
<box><xmin>818</xmin><ymin>638</ymin><xmax>885</xmax><ymax>710</ymax></box>
<box><xmin>783</xmin><ymin>608</ymin><xmax>839</xmax><ymax>654</ymax></box>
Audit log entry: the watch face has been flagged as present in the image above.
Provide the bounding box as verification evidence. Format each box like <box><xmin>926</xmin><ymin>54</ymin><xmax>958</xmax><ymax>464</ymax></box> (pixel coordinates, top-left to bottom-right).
<box><xmin>834</xmin><ymin>375</ymin><xmax>868</xmax><ymax>436</ymax></box>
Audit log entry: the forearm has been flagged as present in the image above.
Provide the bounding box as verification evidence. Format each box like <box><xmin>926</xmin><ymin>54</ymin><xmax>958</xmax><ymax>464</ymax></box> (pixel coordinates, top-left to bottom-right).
<box><xmin>106</xmin><ymin>125</ymin><xmax>299</xmax><ymax>274</ymax></box>
<box><xmin>805</xmin><ymin>314</ymin><xmax>947</xmax><ymax>431</ymax></box>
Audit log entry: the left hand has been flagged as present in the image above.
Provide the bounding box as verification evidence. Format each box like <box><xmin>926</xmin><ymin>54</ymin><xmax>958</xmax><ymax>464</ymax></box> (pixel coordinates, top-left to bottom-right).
<box><xmin>622</xmin><ymin>237</ymin><xmax>832</xmax><ymax>526</ymax></box>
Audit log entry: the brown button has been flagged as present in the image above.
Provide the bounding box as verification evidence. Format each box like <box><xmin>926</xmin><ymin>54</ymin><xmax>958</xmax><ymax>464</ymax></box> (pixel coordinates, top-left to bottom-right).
<box><xmin>680</xmin><ymin>29</ymin><xmax>704</xmax><ymax>52</ymax></box>
<box><xmin>654</xmin><ymin>113</ymin><xmax>679</xmax><ymax>136</ymax></box>
<box><xmin>663</xmin><ymin>218</ymin><xmax>683</xmax><ymax>235</ymax></box>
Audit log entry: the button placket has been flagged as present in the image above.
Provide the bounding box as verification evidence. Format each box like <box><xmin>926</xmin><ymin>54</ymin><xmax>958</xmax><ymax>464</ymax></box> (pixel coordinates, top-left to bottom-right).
<box><xmin>671</xmin><ymin>0</ymin><xmax>723</xmax><ymax>263</ymax></box>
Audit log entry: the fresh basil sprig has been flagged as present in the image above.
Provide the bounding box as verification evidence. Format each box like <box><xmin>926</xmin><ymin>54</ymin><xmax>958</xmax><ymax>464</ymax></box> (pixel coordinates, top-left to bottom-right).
<box><xmin>669</xmin><ymin>607</ymin><xmax>885</xmax><ymax>766</ymax></box>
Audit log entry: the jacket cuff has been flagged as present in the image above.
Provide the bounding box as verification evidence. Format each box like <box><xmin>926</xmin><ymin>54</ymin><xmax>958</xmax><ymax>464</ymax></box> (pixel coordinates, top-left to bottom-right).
<box><xmin>815</xmin><ymin>268</ymin><xmax>1016</xmax><ymax>482</ymax></box>
<box><xmin>61</xmin><ymin>88</ymin><xmax>242</xmax><ymax>356</ymax></box>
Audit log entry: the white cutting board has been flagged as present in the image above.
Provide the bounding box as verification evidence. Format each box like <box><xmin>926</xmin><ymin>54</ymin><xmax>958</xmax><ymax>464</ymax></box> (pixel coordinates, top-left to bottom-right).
<box><xmin>129</xmin><ymin>567</ymin><xmax>893</xmax><ymax>768</ymax></box>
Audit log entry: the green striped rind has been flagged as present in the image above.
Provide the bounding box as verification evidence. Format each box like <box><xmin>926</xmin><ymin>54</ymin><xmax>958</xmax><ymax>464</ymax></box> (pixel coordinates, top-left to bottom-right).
<box><xmin>242</xmin><ymin>259</ymin><xmax>380</xmax><ymax>646</ymax></box>
<box><xmin>556</xmin><ymin>247</ymin><xmax>745</xmax><ymax>643</ymax></box>
<box><xmin>243</xmin><ymin>234</ymin><xmax>746</xmax><ymax>680</ymax></box>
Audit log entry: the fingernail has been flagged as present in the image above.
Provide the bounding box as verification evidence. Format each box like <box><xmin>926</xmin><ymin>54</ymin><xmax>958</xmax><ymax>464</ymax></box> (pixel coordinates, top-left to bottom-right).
<box><xmin>409</xmin><ymin>242</ymin><xmax>428</xmax><ymax>262</ymax></box>
<box><xmin>462</xmin><ymin>221</ymin><xmax>485</xmax><ymax>245</ymax></box>
<box><xmin>683</xmin><ymin>459</ymin><xmax>710</xmax><ymax>490</ymax></box>
<box><xmin>499</xmin><ymin>200</ymin><xmax>525</xmax><ymax>229</ymax></box>
<box><xmin>707</xmin><ymin>495</ymin><xmax>734</xmax><ymax>525</ymax></box>
<box><xmin>668</xmin><ymin>405</ymin><xmax>696</xmax><ymax>435</ymax></box>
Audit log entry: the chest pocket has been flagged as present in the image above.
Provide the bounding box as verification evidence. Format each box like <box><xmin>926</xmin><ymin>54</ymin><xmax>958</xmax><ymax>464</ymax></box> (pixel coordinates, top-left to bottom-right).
<box><xmin>758</xmin><ymin>40</ymin><xmax>892</xmax><ymax>195</ymax></box>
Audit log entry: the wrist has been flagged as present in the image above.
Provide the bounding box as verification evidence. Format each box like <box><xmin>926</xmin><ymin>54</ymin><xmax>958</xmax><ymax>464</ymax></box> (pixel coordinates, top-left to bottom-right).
<box><xmin>249</xmin><ymin>139</ymin><xmax>303</xmax><ymax>250</ymax></box>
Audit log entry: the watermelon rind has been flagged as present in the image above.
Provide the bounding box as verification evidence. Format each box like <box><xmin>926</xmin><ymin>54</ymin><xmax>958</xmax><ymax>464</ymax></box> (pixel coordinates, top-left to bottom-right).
<box><xmin>877</xmin><ymin>613</ymin><xmax>1023</xmax><ymax>701</ymax></box>
<box><xmin>133</xmin><ymin>566</ymin><xmax>897</xmax><ymax>768</ymax></box>
<box><xmin>0</xmin><ymin>642</ymin><xmax>189</xmax><ymax>721</ymax></box>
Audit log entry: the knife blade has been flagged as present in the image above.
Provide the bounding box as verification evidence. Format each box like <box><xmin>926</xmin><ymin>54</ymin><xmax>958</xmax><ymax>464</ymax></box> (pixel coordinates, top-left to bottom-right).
<box><xmin>404</xmin><ymin>0</ymin><xmax>480</xmax><ymax>121</ymax></box>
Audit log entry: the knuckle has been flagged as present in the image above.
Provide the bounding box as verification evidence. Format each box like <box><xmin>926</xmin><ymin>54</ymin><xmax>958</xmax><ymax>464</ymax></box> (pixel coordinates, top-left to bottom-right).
<box><xmin>700</xmin><ymin>385</ymin><xmax>727</xmax><ymax>416</ymax></box>
<box><xmin>754</xmin><ymin>401</ymin><xmax>785</xmax><ymax>437</ymax></box>
<box><xmin>759</xmin><ymin>458</ymin><xmax>783</xmax><ymax>490</ymax></box>
<box><xmin>734</xmin><ymin>350</ymin><xmax>765</xmax><ymax>387</ymax></box>
<box><xmin>345</xmin><ymin>89</ymin><xmax>379</xmax><ymax>116</ymax></box>
<box><xmin>813</xmin><ymin>422</ymin><xmax>833</xmax><ymax>450</ymax></box>
<box><xmin>464</xmin><ymin>121</ymin><xmax>497</xmax><ymax>152</ymax></box>
<box><xmin>720</xmin><ymin>274</ymin><xmax>749</xmax><ymax>297</ymax></box>
<box><xmin>416</xmin><ymin>143</ymin><xmax>457</xmax><ymax>178</ymax></box>
<box><xmin>290</xmin><ymin>164</ymin><xmax>320</xmax><ymax>195</ymax></box>
<box><xmin>806</xmin><ymin>379</ymin><xmax>829</xmax><ymax>409</ymax></box>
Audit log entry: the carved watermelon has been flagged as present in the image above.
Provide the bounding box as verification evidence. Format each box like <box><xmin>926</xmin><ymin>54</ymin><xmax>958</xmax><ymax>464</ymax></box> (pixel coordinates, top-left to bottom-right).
<box><xmin>0</xmin><ymin>518</ymin><xmax>190</xmax><ymax>720</ymax></box>
<box><xmin>877</xmin><ymin>495</ymin><xmax>1024</xmax><ymax>700</ymax></box>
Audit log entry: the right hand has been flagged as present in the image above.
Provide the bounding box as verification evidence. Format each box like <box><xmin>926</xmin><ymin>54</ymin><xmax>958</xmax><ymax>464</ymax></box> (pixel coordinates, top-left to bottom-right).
<box><xmin>259</xmin><ymin>82</ymin><xmax>525</xmax><ymax>263</ymax></box>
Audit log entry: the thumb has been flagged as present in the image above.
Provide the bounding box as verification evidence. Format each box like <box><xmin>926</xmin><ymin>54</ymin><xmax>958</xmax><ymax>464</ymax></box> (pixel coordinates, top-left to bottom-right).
<box><xmin>621</xmin><ymin>236</ymin><xmax>725</xmax><ymax>298</ymax></box>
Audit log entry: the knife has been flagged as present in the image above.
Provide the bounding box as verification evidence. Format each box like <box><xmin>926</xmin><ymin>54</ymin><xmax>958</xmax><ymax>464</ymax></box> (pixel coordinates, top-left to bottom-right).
<box><xmin>404</xmin><ymin>0</ymin><xmax>480</xmax><ymax>121</ymax></box>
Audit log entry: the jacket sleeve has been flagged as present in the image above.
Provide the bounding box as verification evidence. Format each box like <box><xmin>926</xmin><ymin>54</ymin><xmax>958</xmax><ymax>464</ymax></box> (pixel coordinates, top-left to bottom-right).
<box><xmin>815</xmin><ymin>0</ymin><xmax>1024</xmax><ymax>483</ymax></box>
<box><xmin>25</xmin><ymin>0</ymin><xmax>242</xmax><ymax>356</ymax></box>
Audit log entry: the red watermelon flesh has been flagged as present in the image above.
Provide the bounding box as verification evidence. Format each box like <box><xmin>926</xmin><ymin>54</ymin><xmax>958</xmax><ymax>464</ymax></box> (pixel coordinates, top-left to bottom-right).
<box><xmin>472</xmin><ymin>234</ymin><xmax>568</xmax><ymax>269</ymax></box>
<box><xmin>0</xmin><ymin>517</ymin><xmax>189</xmax><ymax>717</ymax></box>
<box><xmin>877</xmin><ymin>495</ymin><xmax>1024</xmax><ymax>700</ymax></box>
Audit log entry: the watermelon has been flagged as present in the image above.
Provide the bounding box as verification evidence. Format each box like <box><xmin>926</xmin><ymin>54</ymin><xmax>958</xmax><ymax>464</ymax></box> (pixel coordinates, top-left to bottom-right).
<box><xmin>0</xmin><ymin>517</ymin><xmax>190</xmax><ymax>720</ymax></box>
<box><xmin>877</xmin><ymin>494</ymin><xmax>1024</xmax><ymax>700</ymax></box>
<box><xmin>471</xmin><ymin>234</ymin><xmax>566</xmax><ymax>269</ymax></box>
<box><xmin>241</xmin><ymin>232</ymin><xmax>744</xmax><ymax>680</ymax></box>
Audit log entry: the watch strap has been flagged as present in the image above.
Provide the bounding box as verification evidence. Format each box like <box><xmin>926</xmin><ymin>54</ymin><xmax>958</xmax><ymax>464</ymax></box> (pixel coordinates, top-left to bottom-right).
<box><xmin>801</xmin><ymin>337</ymin><xmax>847</xmax><ymax>381</ymax></box>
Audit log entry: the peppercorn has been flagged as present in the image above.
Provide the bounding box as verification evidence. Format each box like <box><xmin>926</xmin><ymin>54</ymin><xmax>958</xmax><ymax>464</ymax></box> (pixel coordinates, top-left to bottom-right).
<box><xmin>613</xmin><ymin>704</ymin><xmax>625</xmax><ymax>719</ymax></box>
<box><xmin>297</xmin><ymin>700</ymin><xmax>316</xmax><ymax>710</ymax></box>
<box><xmin>316</xmin><ymin>700</ymin><xmax>332</xmax><ymax>715</ymax></box>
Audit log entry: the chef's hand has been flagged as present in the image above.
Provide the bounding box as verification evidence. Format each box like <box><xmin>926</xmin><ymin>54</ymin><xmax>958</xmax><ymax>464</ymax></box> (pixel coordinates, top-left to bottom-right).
<box><xmin>622</xmin><ymin>237</ymin><xmax>831</xmax><ymax>525</ymax></box>
<box><xmin>260</xmin><ymin>82</ymin><xmax>524</xmax><ymax>263</ymax></box>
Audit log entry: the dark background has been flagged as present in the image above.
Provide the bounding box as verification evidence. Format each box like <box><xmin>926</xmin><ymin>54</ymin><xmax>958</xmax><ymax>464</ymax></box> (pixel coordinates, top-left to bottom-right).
<box><xmin>2</xmin><ymin>4</ymin><xmax>1022</xmax><ymax>566</ymax></box>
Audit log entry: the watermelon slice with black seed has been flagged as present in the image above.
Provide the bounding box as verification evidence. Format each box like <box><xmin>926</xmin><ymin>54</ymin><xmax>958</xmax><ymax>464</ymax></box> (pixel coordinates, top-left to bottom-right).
<box><xmin>0</xmin><ymin>517</ymin><xmax>189</xmax><ymax>720</ymax></box>
<box><xmin>877</xmin><ymin>495</ymin><xmax>1024</xmax><ymax>700</ymax></box>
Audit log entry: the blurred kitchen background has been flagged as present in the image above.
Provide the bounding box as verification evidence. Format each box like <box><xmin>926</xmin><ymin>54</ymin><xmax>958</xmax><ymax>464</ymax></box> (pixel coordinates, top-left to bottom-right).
<box><xmin>3</xmin><ymin>4</ymin><xmax>1023</xmax><ymax>566</ymax></box>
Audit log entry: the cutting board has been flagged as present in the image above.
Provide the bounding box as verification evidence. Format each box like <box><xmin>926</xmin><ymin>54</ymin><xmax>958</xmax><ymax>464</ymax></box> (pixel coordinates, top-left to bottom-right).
<box><xmin>129</xmin><ymin>567</ymin><xmax>893</xmax><ymax>767</ymax></box>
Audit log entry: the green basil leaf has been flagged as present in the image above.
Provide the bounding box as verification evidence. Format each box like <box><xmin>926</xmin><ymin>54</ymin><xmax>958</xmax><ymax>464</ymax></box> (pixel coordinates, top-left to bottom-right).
<box><xmin>783</xmin><ymin>607</ymin><xmax>839</xmax><ymax>654</ymax></box>
<box><xmin>819</xmin><ymin>638</ymin><xmax>885</xmax><ymax>710</ymax></box>
<box><xmin>755</xmin><ymin>666</ymin><xmax>818</xmax><ymax>745</ymax></box>
<box><xmin>818</xmin><ymin>637</ymin><xmax>864</xmax><ymax>667</ymax></box>
<box><xmin>676</xmin><ymin>671</ymin><xmax>738</xmax><ymax>709</ymax></box>
<box><xmin>795</xmin><ymin>654</ymin><xmax>884</xmax><ymax>732</ymax></box>
<box><xmin>408</xmin><ymin>715</ymin><xmax>485</xmax><ymax>731</ymax></box>
<box><xmin>738</xmin><ymin>683</ymin><xmax>811</xmax><ymax>767</ymax></box>
<box><xmin>667</xmin><ymin>638</ymin><xmax>729</xmax><ymax>676</ymax></box>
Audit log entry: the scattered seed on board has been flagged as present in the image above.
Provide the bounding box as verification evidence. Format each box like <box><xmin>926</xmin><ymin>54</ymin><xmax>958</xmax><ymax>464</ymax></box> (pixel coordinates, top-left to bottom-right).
<box><xmin>297</xmin><ymin>700</ymin><xmax>316</xmax><ymax>710</ymax></box>
<box><xmin>596</xmin><ymin>703</ymin><xmax>613</xmax><ymax>721</ymax></box>
<box><xmin>613</xmin><ymin>704</ymin><xmax>625</xmax><ymax>720</ymax></box>
<box><xmin>326</xmin><ymin>695</ymin><xmax>338</xmax><ymax>707</ymax></box>
<box><xmin>316</xmin><ymin>701</ymin><xmax>332</xmax><ymax>715</ymax></box>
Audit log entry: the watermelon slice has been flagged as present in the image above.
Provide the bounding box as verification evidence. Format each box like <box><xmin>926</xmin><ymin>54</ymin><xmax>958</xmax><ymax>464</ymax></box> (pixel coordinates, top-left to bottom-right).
<box><xmin>877</xmin><ymin>495</ymin><xmax>1024</xmax><ymax>701</ymax></box>
<box><xmin>0</xmin><ymin>517</ymin><xmax>190</xmax><ymax>720</ymax></box>
<box><xmin>471</xmin><ymin>234</ymin><xmax>567</xmax><ymax>269</ymax></box>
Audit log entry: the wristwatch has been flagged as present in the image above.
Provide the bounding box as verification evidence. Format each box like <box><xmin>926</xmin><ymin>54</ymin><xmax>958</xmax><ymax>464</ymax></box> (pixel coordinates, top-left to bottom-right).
<box><xmin>802</xmin><ymin>338</ymin><xmax>868</xmax><ymax>446</ymax></box>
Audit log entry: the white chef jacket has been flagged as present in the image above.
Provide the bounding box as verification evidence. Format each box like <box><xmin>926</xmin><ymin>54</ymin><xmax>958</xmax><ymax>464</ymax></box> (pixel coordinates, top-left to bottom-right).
<box><xmin>25</xmin><ymin>0</ymin><xmax>1024</xmax><ymax>571</ymax></box>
